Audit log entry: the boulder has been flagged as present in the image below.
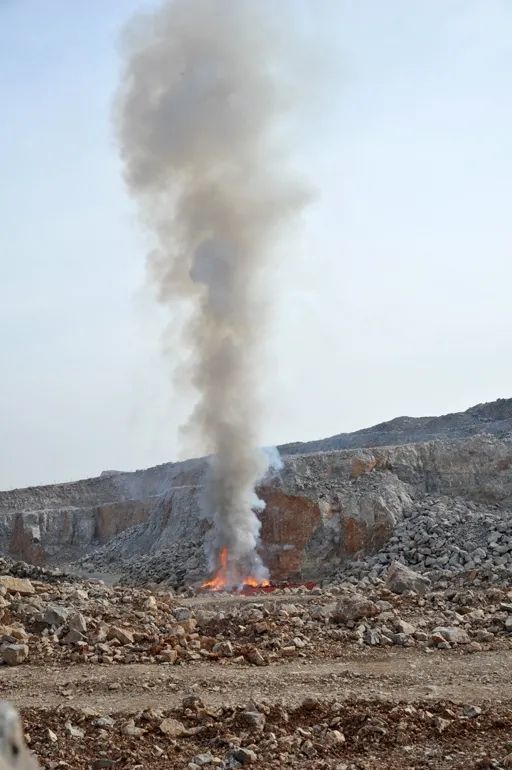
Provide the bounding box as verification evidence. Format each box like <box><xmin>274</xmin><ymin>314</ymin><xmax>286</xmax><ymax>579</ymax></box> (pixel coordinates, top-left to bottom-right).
<box><xmin>1</xmin><ymin>643</ymin><xmax>29</xmax><ymax>666</ymax></box>
<box><xmin>386</xmin><ymin>561</ymin><xmax>431</xmax><ymax>596</ymax></box>
<box><xmin>107</xmin><ymin>626</ymin><xmax>134</xmax><ymax>645</ymax></box>
<box><xmin>0</xmin><ymin>577</ymin><xmax>34</xmax><ymax>596</ymax></box>
<box><xmin>432</xmin><ymin>626</ymin><xmax>471</xmax><ymax>644</ymax></box>
<box><xmin>42</xmin><ymin>605</ymin><xmax>71</xmax><ymax>628</ymax></box>
<box><xmin>331</xmin><ymin>593</ymin><xmax>379</xmax><ymax>623</ymax></box>
<box><xmin>68</xmin><ymin>612</ymin><xmax>87</xmax><ymax>634</ymax></box>
<box><xmin>240</xmin><ymin>711</ymin><xmax>266</xmax><ymax>730</ymax></box>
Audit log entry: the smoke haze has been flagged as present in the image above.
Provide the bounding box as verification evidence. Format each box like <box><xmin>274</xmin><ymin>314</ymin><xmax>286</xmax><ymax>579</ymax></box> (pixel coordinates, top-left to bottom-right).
<box><xmin>116</xmin><ymin>0</ymin><xmax>310</xmax><ymax>584</ymax></box>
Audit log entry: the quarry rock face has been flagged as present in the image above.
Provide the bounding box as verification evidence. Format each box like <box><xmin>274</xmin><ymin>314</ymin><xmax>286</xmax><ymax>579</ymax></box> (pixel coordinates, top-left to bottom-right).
<box><xmin>0</xmin><ymin>398</ymin><xmax>511</xmax><ymax>585</ymax></box>
<box><xmin>67</xmin><ymin>435</ymin><xmax>512</xmax><ymax>585</ymax></box>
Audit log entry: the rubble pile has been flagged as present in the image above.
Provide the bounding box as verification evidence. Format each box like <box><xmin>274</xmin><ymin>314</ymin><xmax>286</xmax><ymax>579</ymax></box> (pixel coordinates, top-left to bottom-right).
<box><xmin>3</xmin><ymin>556</ymin><xmax>512</xmax><ymax>670</ymax></box>
<box><xmin>339</xmin><ymin>494</ymin><xmax>512</xmax><ymax>585</ymax></box>
<box><xmin>2</xmin><ymin>554</ymin><xmax>512</xmax><ymax>768</ymax></box>
<box><xmin>19</xmin><ymin>698</ymin><xmax>512</xmax><ymax>770</ymax></box>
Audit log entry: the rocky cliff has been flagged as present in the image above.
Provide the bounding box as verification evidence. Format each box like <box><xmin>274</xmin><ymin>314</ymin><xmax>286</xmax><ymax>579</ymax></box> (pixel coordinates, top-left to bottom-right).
<box><xmin>1</xmin><ymin>399</ymin><xmax>511</xmax><ymax>584</ymax></box>
<box><xmin>78</xmin><ymin>434</ymin><xmax>512</xmax><ymax>586</ymax></box>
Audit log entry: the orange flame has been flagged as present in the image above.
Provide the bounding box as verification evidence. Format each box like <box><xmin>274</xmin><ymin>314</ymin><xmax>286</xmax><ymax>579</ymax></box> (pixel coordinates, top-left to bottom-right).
<box><xmin>202</xmin><ymin>547</ymin><xmax>230</xmax><ymax>590</ymax></box>
<box><xmin>202</xmin><ymin>547</ymin><xmax>270</xmax><ymax>591</ymax></box>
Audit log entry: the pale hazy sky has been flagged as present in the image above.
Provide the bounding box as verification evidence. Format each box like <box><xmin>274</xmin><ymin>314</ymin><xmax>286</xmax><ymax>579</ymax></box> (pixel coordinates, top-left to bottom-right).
<box><xmin>1</xmin><ymin>1</ymin><xmax>511</xmax><ymax>490</ymax></box>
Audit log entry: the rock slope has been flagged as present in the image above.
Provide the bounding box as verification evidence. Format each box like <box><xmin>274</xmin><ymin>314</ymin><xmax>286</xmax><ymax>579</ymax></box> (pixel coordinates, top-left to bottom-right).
<box><xmin>280</xmin><ymin>397</ymin><xmax>512</xmax><ymax>454</ymax></box>
<box><xmin>0</xmin><ymin>400</ymin><xmax>511</xmax><ymax>585</ymax></box>
<box><xmin>76</xmin><ymin>434</ymin><xmax>512</xmax><ymax>586</ymax></box>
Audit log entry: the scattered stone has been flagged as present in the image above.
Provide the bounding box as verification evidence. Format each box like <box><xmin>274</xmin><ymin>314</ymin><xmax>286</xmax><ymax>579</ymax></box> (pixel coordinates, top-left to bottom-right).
<box><xmin>432</xmin><ymin>626</ymin><xmax>471</xmax><ymax>644</ymax></box>
<box><xmin>107</xmin><ymin>626</ymin><xmax>134</xmax><ymax>645</ymax></box>
<box><xmin>191</xmin><ymin>753</ymin><xmax>214</xmax><ymax>767</ymax></box>
<box><xmin>230</xmin><ymin>748</ymin><xmax>258</xmax><ymax>765</ymax></box>
<box><xmin>245</xmin><ymin>648</ymin><xmax>266</xmax><ymax>666</ymax></box>
<box><xmin>212</xmin><ymin>640</ymin><xmax>233</xmax><ymax>657</ymax></box>
<box><xmin>61</xmin><ymin>630</ymin><xmax>85</xmax><ymax>645</ymax></box>
<box><xmin>463</xmin><ymin>705</ymin><xmax>482</xmax><ymax>718</ymax></box>
<box><xmin>240</xmin><ymin>711</ymin><xmax>266</xmax><ymax>730</ymax></box>
<box><xmin>121</xmin><ymin>720</ymin><xmax>145</xmax><ymax>737</ymax></box>
<box><xmin>42</xmin><ymin>606</ymin><xmax>71</xmax><ymax>627</ymax></box>
<box><xmin>159</xmin><ymin>717</ymin><xmax>187</xmax><ymax>738</ymax></box>
<box><xmin>65</xmin><ymin>722</ymin><xmax>85</xmax><ymax>739</ymax></box>
<box><xmin>395</xmin><ymin>619</ymin><xmax>415</xmax><ymax>635</ymax></box>
<box><xmin>93</xmin><ymin>716</ymin><xmax>116</xmax><ymax>729</ymax></box>
<box><xmin>68</xmin><ymin>613</ymin><xmax>87</xmax><ymax>634</ymax></box>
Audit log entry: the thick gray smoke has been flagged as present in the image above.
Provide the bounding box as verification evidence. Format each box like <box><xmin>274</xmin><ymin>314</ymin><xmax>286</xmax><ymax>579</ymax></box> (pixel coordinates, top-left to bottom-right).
<box><xmin>117</xmin><ymin>0</ymin><xmax>309</xmax><ymax>586</ymax></box>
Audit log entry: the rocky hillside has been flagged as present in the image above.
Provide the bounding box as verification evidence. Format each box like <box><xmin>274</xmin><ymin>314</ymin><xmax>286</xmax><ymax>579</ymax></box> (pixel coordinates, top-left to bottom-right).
<box><xmin>0</xmin><ymin>398</ymin><xmax>511</xmax><ymax>584</ymax></box>
<box><xmin>279</xmin><ymin>397</ymin><xmax>512</xmax><ymax>455</ymax></box>
<box><xmin>78</xmin><ymin>434</ymin><xmax>512</xmax><ymax>586</ymax></box>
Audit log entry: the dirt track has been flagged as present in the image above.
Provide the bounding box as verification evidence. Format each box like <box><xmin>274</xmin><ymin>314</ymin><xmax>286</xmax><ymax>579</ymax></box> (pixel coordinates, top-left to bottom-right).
<box><xmin>2</xmin><ymin>649</ymin><xmax>510</xmax><ymax>712</ymax></box>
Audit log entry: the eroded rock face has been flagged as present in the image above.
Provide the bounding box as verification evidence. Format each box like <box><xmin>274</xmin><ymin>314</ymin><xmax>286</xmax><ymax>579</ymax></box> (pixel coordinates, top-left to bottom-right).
<box><xmin>69</xmin><ymin>436</ymin><xmax>512</xmax><ymax>586</ymax></box>
<box><xmin>0</xmin><ymin>502</ymin><xmax>153</xmax><ymax>566</ymax></box>
<box><xmin>258</xmin><ymin>470</ymin><xmax>412</xmax><ymax>581</ymax></box>
<box><xmin>1</xmin><ymin>417</ymin><xmax>511</xmax><ymax>584</ymax></box>
<box><xmin>0</xmin><ymin>460</ymin><xmax>200</xmax><ymax>567</ymax></box>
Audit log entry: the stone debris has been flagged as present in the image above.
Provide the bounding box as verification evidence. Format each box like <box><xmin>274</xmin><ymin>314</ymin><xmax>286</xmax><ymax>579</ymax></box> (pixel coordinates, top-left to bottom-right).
<box><xmin>0</xmin><ymin>554</ymin><xmax>510</xmax><ymax>768</ymax></box>
<box><xmin>159</xmin><ymin>717</ymin><xmax>187</xmax><ymax>737</ymax></box>
<box><xmin>338</xmin><ymin>494</ymin><xmax>512</xmax><ymax>588</ymax></box>
<box><xmin>1</xmin><ymin>552</ymin><xmax>512</xmax><ymax>671</ymax></box>
<box><xmin>0</xmin><ymin>402</ymin><xmax>511</xmax><ymax>769</ymax></box>
<box><xmin>331</xmin><ymin>593</ymin><xmax>379</xmax><ymax>623</ymax></box>
<box><xmin>17</xmin><ymin>427</ymin><xmax>503</xmax><ymax>592</ymax></box>
<box><xmin>15</xmin><ymin>698</ymin><xmax>512</xmax><ymax>770</ymax></box>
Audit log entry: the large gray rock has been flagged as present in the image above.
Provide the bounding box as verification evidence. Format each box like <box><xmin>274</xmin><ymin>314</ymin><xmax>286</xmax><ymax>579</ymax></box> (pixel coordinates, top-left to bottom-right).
<box><xmin>331</xmin><ymin>593</ymin><xmax>379</xmax><ymax>623</ymax></box>
<box><xmin>432</xmin><ymin>626</ymin><xmax>471</xmax><ymax>644</ymax></box>
<box><xmin>42</xmin><ymin>604</ymin><xmax>71</xmax><ymax>627</ymax></box>
<box><xmin>0</xmin><ymin>644</ymin><xmax>29</xmax><ymax>666</ymax></box>
<box><xmin>386</xmin><ymin>561</ymin><xmax>431</xmax><ymax>596</ymax></box>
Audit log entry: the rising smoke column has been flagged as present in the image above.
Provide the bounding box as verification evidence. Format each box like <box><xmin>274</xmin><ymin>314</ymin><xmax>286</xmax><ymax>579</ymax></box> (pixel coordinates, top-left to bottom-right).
<box><xmin>117</xmin><ymin>0</ymin><xmax>310</xmax><ymax>586</ymax></box>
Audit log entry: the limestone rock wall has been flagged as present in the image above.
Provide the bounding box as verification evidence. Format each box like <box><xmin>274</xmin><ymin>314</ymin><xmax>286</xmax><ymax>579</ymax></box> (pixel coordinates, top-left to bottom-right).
<box><xmin>1</xmin><ymin>430</ymin><xmax>511</xmax><ymax>583</ymax></box>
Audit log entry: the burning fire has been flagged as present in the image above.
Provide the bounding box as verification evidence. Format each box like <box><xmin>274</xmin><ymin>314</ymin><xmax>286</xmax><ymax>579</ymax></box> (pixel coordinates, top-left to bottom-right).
<box><xmin>202</xmin><ymin>547</ymin><xmax>270</xmax><ymax>592</ymax></box>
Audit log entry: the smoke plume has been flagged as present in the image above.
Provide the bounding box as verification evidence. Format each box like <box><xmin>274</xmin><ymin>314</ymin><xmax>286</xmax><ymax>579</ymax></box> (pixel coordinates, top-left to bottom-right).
<box><xmin>117</xmin><ymin>0</ymin><xmax>310</xmax><ymax>586</ymax></box>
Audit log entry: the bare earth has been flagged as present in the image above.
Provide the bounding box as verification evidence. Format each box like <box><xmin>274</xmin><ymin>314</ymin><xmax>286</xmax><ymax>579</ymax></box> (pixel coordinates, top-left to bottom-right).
<box><xmin>3</xmin><ymin>573</ymin><xmax>512</xmax><ymax>768</ymax></box>
<box><xmin>2</xmin><ymin>650</ymin><xmax>510</xmax><ymax>711</ymax></box>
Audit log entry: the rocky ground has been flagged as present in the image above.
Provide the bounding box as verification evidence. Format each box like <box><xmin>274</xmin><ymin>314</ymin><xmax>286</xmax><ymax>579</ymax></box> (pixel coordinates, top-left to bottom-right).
<box><xmin>2</xmin><ymin>556</ymin><xmax>512</xmax><ymax>769</ymax></box>
<box><xmin>2</xmin><ymin>399</ymin><xmax>512</xmax><ymax>768</ymax></box>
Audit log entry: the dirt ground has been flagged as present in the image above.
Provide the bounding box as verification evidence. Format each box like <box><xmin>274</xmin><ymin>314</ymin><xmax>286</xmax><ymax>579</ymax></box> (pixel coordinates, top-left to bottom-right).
<box><xmin>2</xmin><ymin>649</ymin><xmax>511</xmax><ymax>711</ymax></box>
<box><xmin>3</xmin><ymin>588</ymin><xmax>512</xmax><ymax>770</ymax></box>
